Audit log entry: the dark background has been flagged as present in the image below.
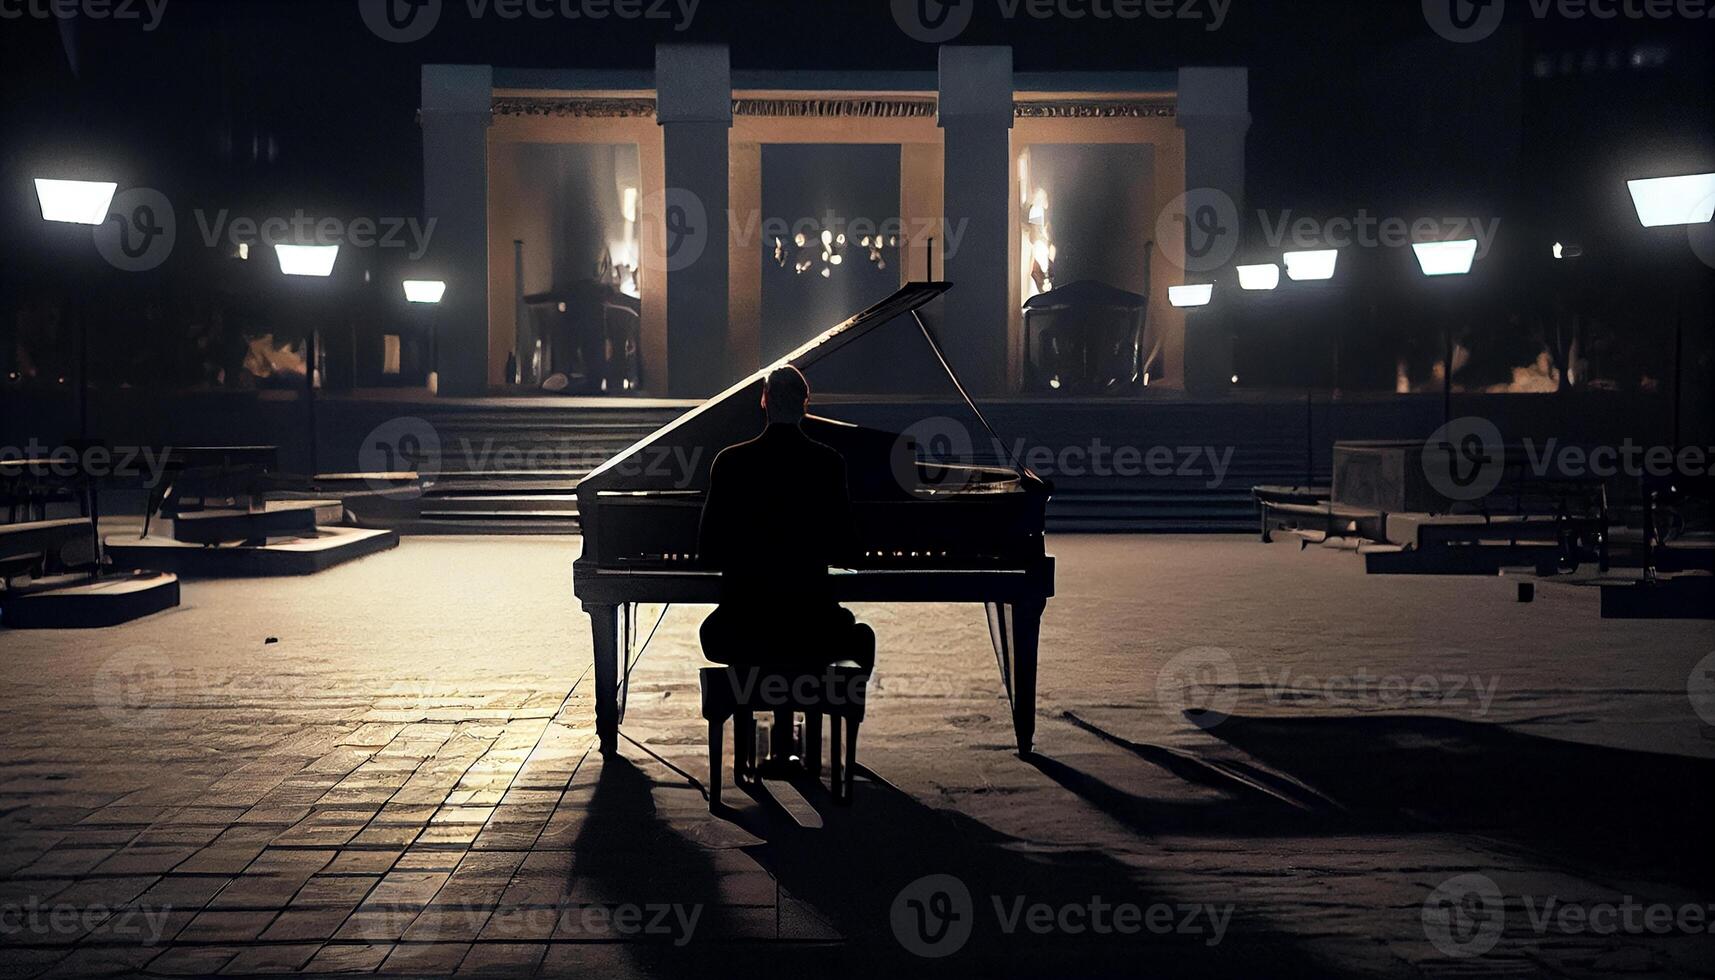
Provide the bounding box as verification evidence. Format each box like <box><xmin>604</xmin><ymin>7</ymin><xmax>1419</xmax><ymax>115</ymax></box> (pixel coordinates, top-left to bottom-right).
<box><xmin>1</xmin><ymin>0</ymin><xmax>1711</xmax><ymax>394</ymax></box>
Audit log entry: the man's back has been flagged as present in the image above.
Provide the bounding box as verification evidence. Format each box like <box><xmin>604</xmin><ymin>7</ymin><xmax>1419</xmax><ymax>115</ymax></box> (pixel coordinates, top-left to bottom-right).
<box><xmin>697</xmin><ymin>423</ymin><xmax>857</xmax><ymax>604</ymax></box>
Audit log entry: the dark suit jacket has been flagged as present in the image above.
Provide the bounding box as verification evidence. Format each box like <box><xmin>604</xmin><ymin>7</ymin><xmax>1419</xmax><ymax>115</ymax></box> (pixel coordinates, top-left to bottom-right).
<box><xmin>697</xmin><ymin>422</ymin><xmax>858</xmax><ymax>607</ymax></box>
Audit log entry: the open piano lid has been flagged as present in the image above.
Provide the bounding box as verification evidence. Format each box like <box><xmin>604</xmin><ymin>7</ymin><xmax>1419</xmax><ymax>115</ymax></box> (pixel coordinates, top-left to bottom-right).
<box><xmin>578</xmin><ymin>281</ymin><xmax>954</xmax><ymax>493</ymax></box>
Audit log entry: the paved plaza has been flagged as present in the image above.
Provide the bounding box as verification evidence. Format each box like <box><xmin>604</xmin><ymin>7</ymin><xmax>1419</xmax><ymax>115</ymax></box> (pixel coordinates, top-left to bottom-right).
<box><xmin>1</xmin><ymin>535</ymin><xmax>1711</xmax><ymax>977</ymax></box>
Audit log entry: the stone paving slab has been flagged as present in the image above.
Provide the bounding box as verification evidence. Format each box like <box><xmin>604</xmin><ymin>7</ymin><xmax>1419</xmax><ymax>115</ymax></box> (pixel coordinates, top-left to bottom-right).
<box><xmin>1</xmin><ymin>536</ymin><xmax>1712</xmax><ymax>978</ymax></box>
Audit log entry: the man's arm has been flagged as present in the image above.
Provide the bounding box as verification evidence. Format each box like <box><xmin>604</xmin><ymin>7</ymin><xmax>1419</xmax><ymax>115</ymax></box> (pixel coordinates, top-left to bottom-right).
<box><xmin>697</xmin><ymin>453</ymin><xmax>729</xmax><ymax>567</ymax></box>
<box><xmin>828</xmin><ymin>454</ymin><xmax>860</xmax><ymax>566</ymax></box>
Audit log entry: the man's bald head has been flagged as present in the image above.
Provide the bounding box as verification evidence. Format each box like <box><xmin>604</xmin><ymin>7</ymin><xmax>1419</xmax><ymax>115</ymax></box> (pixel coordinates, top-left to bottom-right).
<box><xmin>762</xmin><ymin>365</ymin><xmax>809</xmax><ymax>424</ymax></box>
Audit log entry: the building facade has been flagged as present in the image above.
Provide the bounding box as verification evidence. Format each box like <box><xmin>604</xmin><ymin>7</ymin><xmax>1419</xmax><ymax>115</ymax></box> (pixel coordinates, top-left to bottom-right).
<box><xmin>420</xmin><ymin>46</ymin><xmax>1249</xmax><ymax>398</ymax></box>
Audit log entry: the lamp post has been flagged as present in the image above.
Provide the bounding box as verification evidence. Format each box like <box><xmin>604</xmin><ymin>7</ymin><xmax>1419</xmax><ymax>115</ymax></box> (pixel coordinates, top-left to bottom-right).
<box><xmin>404</xmin><ymin>279</ymin><xmax>447</xmax><ymax>395</ymax></box>
<box><xmin>1625</xmin><ymin>172</ymin><xmax>1715</xmax><ymax>451</ymax></box>
<box><xmin>277</xmin><ymin>244</ymin><xmax>340</xmax><ymax>475</ymax></box>
<box><xmin>34</xmin><ymin>177</ymin><xmax>118</xmax><ymax>579</ymax></box>
<box><xmin>34</xmin><ymin>178</ymin><xmax>116</xmax><ymax>439</ymax></box>
<box><xmin>1283</xmin><ymin>249</ymin><xmax>1341</xmax><ymax>489</ymax></box>
<box><xmin>1411</xmin><ymin>239</ymin><xmax>1479</xmax><ymax>425</ymax></box>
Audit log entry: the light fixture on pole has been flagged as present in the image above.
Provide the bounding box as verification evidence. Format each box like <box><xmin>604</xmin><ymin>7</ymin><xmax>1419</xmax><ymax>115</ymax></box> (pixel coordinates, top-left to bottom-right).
<box><xmin>275</xmin><ymin>243</ymin><xmax>340</xmax><ymax>277</ymax></box>
<box><xmin>1626</xmin><ymin>171</ymin><xmax>1714</xmax><ymax>455</ymax></box>
<box><xmin>1235</xmin><ymin>263</ymin><xmax>1280</xmax><ymax>290</ymax></box>
<box><xmin>1410</xmin><ymin>239</ymin><xmax>1478</xmax><ymax>277</ymax></box>
<box><xmin>1625</xmin><ymin>173</ymin><xmax>1715</xmax><ymax>227</ymax></box>
<box><xmin>1168</xmin><ymin>283</ymin><xmax>1214</xmax><ymax>308</ymax></box>
<box><xmin>1412</xmin><ymin>238</ymin><xmax>1478</xmax><ymax>424</ymax></box>
<box><xmin>35</xmin><ymin>175</ymin><xmax>121</xmax><ymax>578</ymax></box>
<box><xmin>1283</xmin><ymin>248</ymin><xmax>1338</xmax><ymax>281</ymax></box>
<box><xmin>403</xmin><ymin>279</ymin><xmax>446</xmax><ymax>304</ymax></box>
<box><xmin>404</xmin><ymin>280</ymin><xmax>446</xmax><ymax>394</ymax></box>
<box><xmin>34</xmin><ymin>178</ymin><xmax>117</xmax><ymax>225</ymax></box>
<box><xmin>276</xmin><ymin>243</ymin><xmax>340</xmax><ymax>476</ymax></box>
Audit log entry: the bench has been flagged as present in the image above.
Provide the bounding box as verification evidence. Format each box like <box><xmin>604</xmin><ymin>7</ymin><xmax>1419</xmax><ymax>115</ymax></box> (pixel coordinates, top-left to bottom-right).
<box><xmin>0</xmin><ymin>518</ymin><xmax>94</xmax><ymax>584</ymax></box>
<box><xmin>171</xmin><ymin>502</ymin><xmax>322</xmax><ymax>545</ymax></box>
<box><xmin>699</xmin><ymin>661</ymin><xmax>872</xmax><ymax>810</ymax></box>
<box><xmin>1</xmin><ymin>459</ymin><xmax>80</xmax><ymax>523</ymax></box>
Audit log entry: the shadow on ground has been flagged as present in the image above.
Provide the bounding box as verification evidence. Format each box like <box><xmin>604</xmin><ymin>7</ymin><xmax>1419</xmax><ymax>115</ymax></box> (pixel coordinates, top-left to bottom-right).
<box><xmin>724</xmin><ymin>764</ymin><xmax>1352</xmax><ymax>978</ymax></box>
<box><xmin>557</xmin><ymin>744</ymin><xmax>1354</xmax><ymax>978</ymax></box>
<box><xmin>1200</xmin><ymin>713</ymin><xmax>1715</xmax><ymax>888</ymax></box>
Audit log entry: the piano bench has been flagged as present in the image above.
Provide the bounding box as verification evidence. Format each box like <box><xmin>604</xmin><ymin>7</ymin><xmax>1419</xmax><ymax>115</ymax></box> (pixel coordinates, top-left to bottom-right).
<box><xmin>698</xmin><ymin>661</ymin><xmax>871</xmax><ymax>810</ymax></box>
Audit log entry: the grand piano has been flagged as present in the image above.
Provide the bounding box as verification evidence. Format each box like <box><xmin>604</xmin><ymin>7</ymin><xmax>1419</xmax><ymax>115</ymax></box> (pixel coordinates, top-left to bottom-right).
<box><xmin>572</xmin><ymin>282</ymin><xmax>1055</xmax><ymax>755</ymax></box>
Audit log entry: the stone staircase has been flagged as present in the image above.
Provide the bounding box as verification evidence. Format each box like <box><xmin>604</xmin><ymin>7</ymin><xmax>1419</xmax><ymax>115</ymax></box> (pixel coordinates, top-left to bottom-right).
<box><xmin>316</xmin><ymin>400</ymin><xmax>683</xmax><ymax>534</ymax></box>
<box><xmin>312</xmin><ymin>395</ymin><xmax>1403</xmax><ymax>535</ymax></box>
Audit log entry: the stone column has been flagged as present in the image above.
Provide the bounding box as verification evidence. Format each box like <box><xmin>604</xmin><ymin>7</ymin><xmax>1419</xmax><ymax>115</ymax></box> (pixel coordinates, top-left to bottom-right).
<box><xmin>420</xmin><ymin>64</ymin><xmax>493</xmax><ymax>398</ymax></box>
<box><xmin>1175</xmin><ymin>67</ymin><xmax>1250</xmax><ymax>394</ymax></box>
<box><xmin>654</xmin><ymin>44</ymin><xmax>731</xmax><ymax>397</ymax></box>
<box><xmin>938</xmin><ymin>46</ymin><xmax>1013</xmax><ymax>397</ymax></box>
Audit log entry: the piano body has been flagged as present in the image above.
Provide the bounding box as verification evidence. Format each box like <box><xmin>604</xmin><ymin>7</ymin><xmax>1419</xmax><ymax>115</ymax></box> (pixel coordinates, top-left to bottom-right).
<box><xmin>572</xmin><ymin>282</ymin><xmax>1055</xmax><ymax>754</ymax></box>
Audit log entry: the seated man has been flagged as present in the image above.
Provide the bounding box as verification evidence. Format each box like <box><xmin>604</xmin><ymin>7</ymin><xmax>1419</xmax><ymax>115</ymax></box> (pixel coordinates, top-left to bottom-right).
<box><xmin>697</xmin><ymin>365</ymin><xmax>874</xmax><ymax>672</ymax></box>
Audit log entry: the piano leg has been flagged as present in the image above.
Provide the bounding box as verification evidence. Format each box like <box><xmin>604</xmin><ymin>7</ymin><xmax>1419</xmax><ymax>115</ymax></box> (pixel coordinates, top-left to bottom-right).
<box><xmin>987</xmin><ymin>598</ymin><xmax>1046</xmax><ymax>756</ymax></box>
<box><xmin>586</xmin><ymin>602</ymin><xmax>620</xmax><ymax>753</ymax></box>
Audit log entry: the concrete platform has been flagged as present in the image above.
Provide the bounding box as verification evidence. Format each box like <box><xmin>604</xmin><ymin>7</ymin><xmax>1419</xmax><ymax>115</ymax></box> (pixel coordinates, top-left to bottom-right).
<box><xmin>0</xmin><ymin>569</ymin><xmax>179</xmax><ymax>628</ymax></box>
<box><xmin>104</xmin><ymin>525</ymin><xmax>398</xmax><ymax>577</ymax></box>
